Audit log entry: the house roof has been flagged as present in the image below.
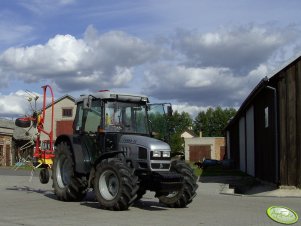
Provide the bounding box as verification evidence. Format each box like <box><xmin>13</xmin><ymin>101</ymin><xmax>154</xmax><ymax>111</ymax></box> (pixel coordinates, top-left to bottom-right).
<box><xmin>0</xmin><ymin>118</ymin><xmax>15</xmax><ymax>130</ymax></box>
<box><xmin>45</xmin><ymin>94</ymin><xmax>76</xmax><ymax>110</ymax></box>
<box><xmin>181</xmin><ymin>129</ymin><xmax>197</xmax><ymax>137</ymax></box>
<box><xmin>0</xmin><ymin>119</ymin><xmax>32</xmax><ymax>140</ymax></box>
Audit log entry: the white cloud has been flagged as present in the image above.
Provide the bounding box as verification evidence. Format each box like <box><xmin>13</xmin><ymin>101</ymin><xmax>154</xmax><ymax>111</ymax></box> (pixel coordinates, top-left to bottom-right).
<box><xmin>172</xmin><ymin>103</ymin><xmax>212</xmax><ymax>118</ymax></box>
<box><xmin>1</xmin><ymin>34</ymin><xmax>87</xmax><ymax>76</ymax></box>
<box><xmin>0</xmin><ymin>90</ymin><xmax>41</xmax><ymax>117</ymax></box>
<box><xmin>172</xmin><ymin>25</ymin><xmax>299</xmax><ymax>71</ymax></box>
<box><xmin>142</xmin><ymin>24</ymin><xmax>300</xmax><ymax>107</ymax></box>
<box><xmin>0</xmin><ymin>25</ymin><xmax>159</xmax><ymax>92</ymax></box>
<box><xmin>143</xmin><ymin>64</ymin><xmax>269</xmax><ymax>106</ymax></box>
<box><xmin>0</xmin><ymin>23</ymin><xmax>300</xmax><ymax>118</ymax></box>
<box><xmin>112</xmin><ymin>67</ymin><xmax>133</xmax><ymax>86</ymax></box>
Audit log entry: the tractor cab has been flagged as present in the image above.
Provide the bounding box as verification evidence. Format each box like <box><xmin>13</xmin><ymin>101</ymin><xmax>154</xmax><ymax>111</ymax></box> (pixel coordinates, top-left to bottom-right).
<box><xmin>73</xmin><ymin>91</ymin><xmax>153</xmax><ymax>153</ymax></box>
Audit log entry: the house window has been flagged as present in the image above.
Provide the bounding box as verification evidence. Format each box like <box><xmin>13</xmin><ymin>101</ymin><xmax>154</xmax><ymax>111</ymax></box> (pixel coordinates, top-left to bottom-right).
<box><xmin>264</xmin><ymin>107</ymin><xmax>269</xmax><ymax>128</ymax></box>
<box><xmin>62</xmin><ymin>108</ymin><xmax>73</xmax><ymax>117</ymax></box>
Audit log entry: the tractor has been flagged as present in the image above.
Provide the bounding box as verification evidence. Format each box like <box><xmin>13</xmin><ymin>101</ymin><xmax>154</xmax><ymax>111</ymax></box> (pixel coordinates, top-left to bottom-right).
<box><xmin>18</xmin><ymin>89</ymin><xmax>198</xmax><ymax>211</ymax></box>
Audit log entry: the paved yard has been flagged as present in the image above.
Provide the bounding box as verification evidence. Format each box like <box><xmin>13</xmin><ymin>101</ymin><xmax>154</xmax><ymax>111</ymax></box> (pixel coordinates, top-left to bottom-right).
<box><xmin>0</xmin><ymin>168</ymin><xmax>300</xmax><ymax>226</ymax></box>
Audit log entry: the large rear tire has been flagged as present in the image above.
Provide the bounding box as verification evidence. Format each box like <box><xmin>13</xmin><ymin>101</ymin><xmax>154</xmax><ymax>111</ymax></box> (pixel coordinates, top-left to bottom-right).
<box><xmin>52</xmin><ymin>142</ymin><xmax>87</xmax><ymax>201</ymax></box>
<box><xmin>158</xmin><ymin>160</ymin><xmax>198</xmax><ymax>208</ymax></box>
<box><xmin>94</xmin><ymin>158</ymin><xmax>139</xmax><ymax>211</ymax></box>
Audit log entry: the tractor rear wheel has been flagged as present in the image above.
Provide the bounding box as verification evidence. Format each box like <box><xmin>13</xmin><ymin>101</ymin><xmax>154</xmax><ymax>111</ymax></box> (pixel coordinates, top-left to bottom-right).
<box><xmin>157</xmin><ymin>160</ymin><xmax>198</xmax><ymax>208</ymax></box>
<box><xmin>94</xmin><ymin>158</ymin><xmax>139</xmax><ymax>211</ymax></box>
<box><xmin>52</xmin><ymin>142</ymin><xmax>87</xmax><ymax>201</ymax></box>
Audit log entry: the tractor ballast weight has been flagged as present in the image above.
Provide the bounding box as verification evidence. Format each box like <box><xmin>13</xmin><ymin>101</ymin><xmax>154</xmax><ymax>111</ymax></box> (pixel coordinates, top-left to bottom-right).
<box><xmin>36</xmin><ymin>89</ymin><xmax>197</xmax><ymax>210</ymax></box>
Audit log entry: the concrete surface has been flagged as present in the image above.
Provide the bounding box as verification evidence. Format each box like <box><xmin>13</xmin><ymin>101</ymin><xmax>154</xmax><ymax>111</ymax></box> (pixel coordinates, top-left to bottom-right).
<box><xmin>200</xmin><ymin>176</ymin><xmax>301</xmax><ymax>198</ymax></box>
<box><xmin>0</xmin><ymin>168</ymin><xmax>300</xmax><ymax>226</ymax></box>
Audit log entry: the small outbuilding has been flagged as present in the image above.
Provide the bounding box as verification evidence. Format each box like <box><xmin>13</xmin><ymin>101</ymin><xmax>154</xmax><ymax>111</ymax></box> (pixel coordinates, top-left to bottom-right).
<box><xmin>0</xmin><ymin>119</ymin><xmax>32</xmax><ymax>166</ymax></box>
<box><xmin>182</xmin><ymin>131</ymin><xmax>225</xmax><ymax>162</ymax></box>
<box><xmin>226</xmin><ymin>55</ymin><xmax>301</xmax><ymax>188</ymax></box>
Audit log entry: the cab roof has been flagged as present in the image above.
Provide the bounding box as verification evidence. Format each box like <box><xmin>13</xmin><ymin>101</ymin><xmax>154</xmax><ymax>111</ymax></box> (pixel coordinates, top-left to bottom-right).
<box><xmin>76</xmin><ymin>90</ymin><xmax>149</xmax><ymax>103</ymax></box>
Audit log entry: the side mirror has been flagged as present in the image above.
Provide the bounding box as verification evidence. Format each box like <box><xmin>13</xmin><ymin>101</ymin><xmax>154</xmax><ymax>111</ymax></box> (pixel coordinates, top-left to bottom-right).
<box><xmin>167</xmin><ymin>105</ymin><xmax>173</xmax><ymax>116</ymax></box>
<box><xmin>83</xmin><ymin>96</ymin><xmax>92</xmax><ymax>110</ymax></box>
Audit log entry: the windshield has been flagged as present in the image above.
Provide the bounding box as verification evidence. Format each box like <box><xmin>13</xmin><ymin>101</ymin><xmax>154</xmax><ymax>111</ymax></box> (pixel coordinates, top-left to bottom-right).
<box><xmin>105</xmin><ymin>101</ymin><xmax>149</xmax><ymax>134</ymax></box>
<box><xmin>148</xmin><ymin>103</ymin><xmax>171</xmax><ymax>141</ymax></box>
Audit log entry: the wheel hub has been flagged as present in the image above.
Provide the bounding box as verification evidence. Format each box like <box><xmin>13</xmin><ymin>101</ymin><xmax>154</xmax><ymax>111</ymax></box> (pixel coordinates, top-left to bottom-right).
<box><xmin>99</xmin><ymin>170</ymin><xmax>119</xmax><ymax>200</ymax></box>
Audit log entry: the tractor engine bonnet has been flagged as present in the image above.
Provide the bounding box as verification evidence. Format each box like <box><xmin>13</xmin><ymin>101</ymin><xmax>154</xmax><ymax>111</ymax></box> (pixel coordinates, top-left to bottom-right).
<box><xmin>119</xmin><ymin>135</ymin><xmax>171</xmax><ymax>171</ymax></box>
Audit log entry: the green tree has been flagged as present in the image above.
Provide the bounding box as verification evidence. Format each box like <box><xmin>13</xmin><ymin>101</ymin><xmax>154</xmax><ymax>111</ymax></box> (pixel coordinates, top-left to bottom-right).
<box><xmin>193</xmin><ymin>107</ymin><xmax>236</xmax><ymax>137</ymax></box>
<box><xmin>168</xmin><ymin>111</ymin><xmax>193</xmax><ymax>155</ymax></box>
<box><xmin>149</xmin><ymin>110</ymin><xmax>193</xmax><ymax>155</ymax></box>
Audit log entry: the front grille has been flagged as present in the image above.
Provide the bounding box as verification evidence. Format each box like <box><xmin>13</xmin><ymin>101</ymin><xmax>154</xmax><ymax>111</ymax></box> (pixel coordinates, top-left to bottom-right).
<box><xmin>138</xmin><ymin>162</ymin><xmax>148</xmax><ymax>169</ymax></box>
<box><xmin>151</xmin><ymin>163</ymin><xmax>170</xmax><ymax>170</ymax></box>
<box><xmin>138</xmin><ymin>147</ymin><xmax>147</xmax><ymax>159</ymax></box>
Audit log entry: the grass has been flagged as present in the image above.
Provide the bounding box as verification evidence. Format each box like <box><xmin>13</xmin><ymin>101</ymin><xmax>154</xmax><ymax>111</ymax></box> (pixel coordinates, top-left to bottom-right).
<box><xmin>13</xmin><ymin>165</ymin><xmax>37</xmax><ymax>171</ymax></box>
<box><xmin>6</xmin><ymin>163</ymin><xmax>37</xmax><ymax>171</ymax></box>
<box><xmin>191</xmin><ymin>165</ymin><xmax>203</xmax><ymax>177</ymax></box>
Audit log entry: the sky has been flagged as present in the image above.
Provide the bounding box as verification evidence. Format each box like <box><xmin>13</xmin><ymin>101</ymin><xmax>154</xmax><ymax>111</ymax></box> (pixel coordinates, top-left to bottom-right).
<box><xmin>1</xmin><ymin>0</ymin><xmax>301</xmax><ymax>119</ymax></box>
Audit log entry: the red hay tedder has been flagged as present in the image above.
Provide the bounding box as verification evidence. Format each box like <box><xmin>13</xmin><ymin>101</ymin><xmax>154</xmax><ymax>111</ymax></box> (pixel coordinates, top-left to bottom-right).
<box><xmin>15</xmin><ymin>85</ymin><xmax>55</xmax><ymax>184</ymax></box>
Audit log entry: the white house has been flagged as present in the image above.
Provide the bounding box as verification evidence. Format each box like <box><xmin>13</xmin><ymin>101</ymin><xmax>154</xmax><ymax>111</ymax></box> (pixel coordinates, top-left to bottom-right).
<box><xmin>41</xmin><ymin>95</ymin><xmax>76</xmax><ymax>141</ymax></box>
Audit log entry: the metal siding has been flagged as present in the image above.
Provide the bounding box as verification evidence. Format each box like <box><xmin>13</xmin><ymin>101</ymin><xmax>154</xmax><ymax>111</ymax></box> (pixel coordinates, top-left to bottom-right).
<box><xmin>246</xmin><ymin>106</ymin><xmax>255</xmax><ymax>176</ymax></box>
<box><xmin>239</xmin><ymin>117</ymin><xmax>246</xmax><ymax>172</ymax></box>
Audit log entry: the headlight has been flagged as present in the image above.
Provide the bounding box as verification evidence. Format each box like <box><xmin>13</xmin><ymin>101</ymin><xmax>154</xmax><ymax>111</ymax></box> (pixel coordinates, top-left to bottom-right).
<box><xmin>162</xmin><ymin>151</ymin><xmax>170</xmax><ymax>158</ymax></box>
<box><xmin>152</xmin><ymin>150</ymin><xmax>161</xmax><ymax>158</ymax></box>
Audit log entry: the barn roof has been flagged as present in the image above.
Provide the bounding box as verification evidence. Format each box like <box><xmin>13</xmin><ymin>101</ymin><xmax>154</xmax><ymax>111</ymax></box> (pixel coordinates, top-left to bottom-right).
<box><xmin>226</xmin><ymin>54</ymin><xmax>301</xmax><ymax>130</ymax></box>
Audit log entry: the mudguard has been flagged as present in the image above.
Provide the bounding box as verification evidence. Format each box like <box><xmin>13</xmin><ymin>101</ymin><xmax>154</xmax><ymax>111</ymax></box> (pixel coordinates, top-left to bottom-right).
<box><xmin>55</xmin><ymin>135</ymin><xmax>92</xmax><ymax>174</ymax></box>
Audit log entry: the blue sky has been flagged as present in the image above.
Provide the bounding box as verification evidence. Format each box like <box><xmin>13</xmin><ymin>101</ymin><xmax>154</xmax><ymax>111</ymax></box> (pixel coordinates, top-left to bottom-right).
<box><xmin>1</xmin><ymin>0</ymin><xmax>301</xmax><ymax>118</ymax></box>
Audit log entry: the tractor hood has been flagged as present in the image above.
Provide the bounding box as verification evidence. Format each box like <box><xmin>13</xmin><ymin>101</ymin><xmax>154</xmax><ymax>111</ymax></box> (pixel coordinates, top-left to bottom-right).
<box><xmin>119</xmin><ymin>135</ymin><xmax>171</xmax><ymax>151</ymax></box>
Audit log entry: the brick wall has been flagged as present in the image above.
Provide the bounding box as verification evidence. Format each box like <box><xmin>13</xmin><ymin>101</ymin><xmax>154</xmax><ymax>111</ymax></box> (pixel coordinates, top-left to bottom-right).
<box><xmin>0</xmin><ymin>135</ymin><xmax>12</xmax><ymax>166</ymax></box>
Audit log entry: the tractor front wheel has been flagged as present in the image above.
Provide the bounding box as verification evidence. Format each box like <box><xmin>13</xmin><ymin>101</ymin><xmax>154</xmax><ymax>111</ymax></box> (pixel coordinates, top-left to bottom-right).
<box><xmin>157</xmin><ymin>160</ymin><xmax>198</xmax><ymax>208</ymax></box>
<box><xmin>94</xmin><ymin>159</ymin><xmax>139</xmax><ymax>211</ymax></box>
